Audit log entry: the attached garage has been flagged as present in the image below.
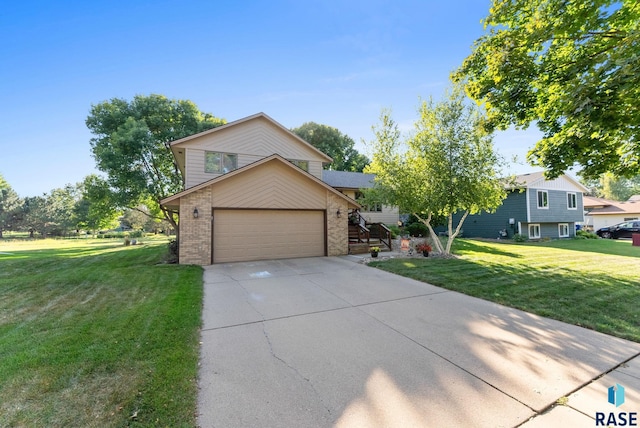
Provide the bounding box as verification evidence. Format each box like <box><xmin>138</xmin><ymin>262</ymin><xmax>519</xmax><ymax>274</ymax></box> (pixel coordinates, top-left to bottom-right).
<box><xmin>212</xmin><ymin>209</ymin><xmax>326</xmax><ymax>263</ymax></box>
<box><xmin>161</xmin><ymin>155</ymin><xmax>359</xmax><ymax>265</ymax></box>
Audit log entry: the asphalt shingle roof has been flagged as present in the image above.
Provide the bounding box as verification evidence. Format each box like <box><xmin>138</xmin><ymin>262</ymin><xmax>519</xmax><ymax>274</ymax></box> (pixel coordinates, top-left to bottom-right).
<box><xmin>321</xmin><ymin>170</ymin><xmax>376</xmax><ymax>189</ymax></box>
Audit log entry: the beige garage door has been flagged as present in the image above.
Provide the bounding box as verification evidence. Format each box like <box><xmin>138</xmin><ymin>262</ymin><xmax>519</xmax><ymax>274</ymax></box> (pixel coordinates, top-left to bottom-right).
<box><xmin>213</xmin><ymin>209</ymin><xmax>325</xmax><ymax>263</ymax></box>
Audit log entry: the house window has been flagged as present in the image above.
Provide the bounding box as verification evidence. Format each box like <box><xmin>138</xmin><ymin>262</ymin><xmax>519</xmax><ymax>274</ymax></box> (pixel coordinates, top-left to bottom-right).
<box><xmin>537</xmin><ymin>190</ymin><xmax>548</xmax><ymax>209</ymax></box>
<box><xmin>355</xmin><ymin>191</ymin><xmax>382</xmax><ymax>212</ymax></box>
<box><xmin>528</xmin><ymin>224</ymin><xmax>541</xmax><ymax>239</ymax></box>
<box><xmin>289</xmin><ymin>159</ymin><xmax>309</xmax><ymax>172</ymax></box>
<box><xmin>205</xmin><ymin>152</ymin><xmax>237</xmax><ymax>174</ymax></box>
<box><xmin>567</xmin><ymin>192</ymin><xmax>577</xmax><ymax>210</ymax></box>
<box><xmin>558</xmin><ymin>223</ymin><xmax>569</xmax><ymax>237</ymax></box>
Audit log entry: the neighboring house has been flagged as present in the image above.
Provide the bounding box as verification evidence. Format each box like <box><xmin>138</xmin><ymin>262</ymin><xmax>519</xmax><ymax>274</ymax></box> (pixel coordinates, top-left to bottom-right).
<box><xmin>447</xmin><ymin>172</ymin><xmax>588</xmax><ymax>240</ymax></box>
<box><xmin>584</xmin><ymin>196</ymin><xmax>640</xmax><ymax>231</ymax></box>
<box><xmin>160</xmin><ymin>113</ymin><xmax>360</xmax><ymax>265</ymax></box>
<box><xmin>321</xmin><ymin>170</ymin><xmax>400</xmax><ymax>224</ymax></box>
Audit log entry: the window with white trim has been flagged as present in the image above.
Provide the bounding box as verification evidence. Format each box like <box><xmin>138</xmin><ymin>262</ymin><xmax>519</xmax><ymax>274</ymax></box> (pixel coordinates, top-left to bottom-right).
<box><xmin>567</xmin><ymin>192</ymin><xmax>577</xmax><ymax>209</ymax></box>
<box><xmin>355</xmin><ymin>191</ymin><xmax>382</xmax><ymax>212</ymax></box>
<box><xmin>558</xmin><ymin>223</ymin><xmax>569</xmax><ymax>237</ymax></box>
<box><xmin>537</xmin><ymin>190</ymin><xmax>548</xmax><ymax>209</ymax></box>
<box><xmin>528</xmin><ymin>224</ymin><xmax>541</xmax><ymax>239</ymax></box>
<box><xmin>205</xmin><ymin>152</ymin><xmax>237</xmax><ymax>173</ymax></box>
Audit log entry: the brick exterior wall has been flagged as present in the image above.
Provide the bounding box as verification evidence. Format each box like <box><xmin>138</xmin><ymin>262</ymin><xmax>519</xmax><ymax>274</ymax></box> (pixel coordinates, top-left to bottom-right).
<box><xmin>327</xmin><ymin>192</ymin><xmax>349</xmax><ymax>256</ymax></box>
<box><xmin>179</xmin><ymin>189</ymin><xmax>213</xmax><ymax>265</ymax></box>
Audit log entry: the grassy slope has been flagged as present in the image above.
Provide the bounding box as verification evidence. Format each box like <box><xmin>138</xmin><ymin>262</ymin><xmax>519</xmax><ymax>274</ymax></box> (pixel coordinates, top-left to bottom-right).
<box><xmin>370</xmin><ymin>239</ymin><xmax>640</xmax><ymax>342</ymax></box>
<box><xmin>0</xmin><ymin>238</ymin><xmax>203</xmax><ymax>427</ymax></box>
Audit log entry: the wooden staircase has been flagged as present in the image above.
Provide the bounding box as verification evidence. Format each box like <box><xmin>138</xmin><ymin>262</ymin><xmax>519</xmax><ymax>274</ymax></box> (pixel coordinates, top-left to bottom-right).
<box><xmin>348</xmin><ymin>211</ymin><xmax>392</xmax><ymax>254</ymax></box>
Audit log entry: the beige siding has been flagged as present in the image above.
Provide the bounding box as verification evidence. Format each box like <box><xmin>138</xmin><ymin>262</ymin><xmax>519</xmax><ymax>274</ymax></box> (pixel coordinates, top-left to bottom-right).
<box><xmin>180</xmin><ymin>117</ymin><xmax>327</xmax><ymax>188</ymax></box>
<box><xmin>211</xmin><ymin>160</ymin><xmax>327</xmax><ymax>209</ymax></box>
<box><xmin>336</xmin><ymin>189</ymin><xmax>399</xmax><ymax>225</ymax></box>
<box><xmin>185</xmin><ymin>149</ymin><xmax>324</xmax><ymax>188</ymax></box>
<box><xmin>360</xmin><ymin>206</ymin><xmax>400</xmax><ymax>225</ymax></box>
<box><xmin>213</xmin><ymin>210</ymin><xmax>325</xmax><ymax>263</ymax></box>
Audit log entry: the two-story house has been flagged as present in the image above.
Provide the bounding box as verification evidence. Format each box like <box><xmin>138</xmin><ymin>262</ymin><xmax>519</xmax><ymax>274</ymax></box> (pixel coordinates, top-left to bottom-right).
<box><xmin>451</xmin><ymin>172</ymin><xmax>588</xmax><ymax>239</ymax></box>
<box><xmin>160</xmin><ymin>113</ymin><xmax>360</xmax><ymax>265</ymax></box>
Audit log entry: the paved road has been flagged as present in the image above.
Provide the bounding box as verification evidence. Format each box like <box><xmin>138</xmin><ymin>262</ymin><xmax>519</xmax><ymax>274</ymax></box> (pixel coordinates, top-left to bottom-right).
<box><xmin>197</xmin><ymin>256</ymin><xmax>640</xmax><ymax>427</ymax></box>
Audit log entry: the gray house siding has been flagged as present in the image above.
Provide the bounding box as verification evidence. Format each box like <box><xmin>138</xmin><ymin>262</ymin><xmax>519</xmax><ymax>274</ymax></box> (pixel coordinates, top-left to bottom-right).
<box><xmin>435</xmin><ymin>191</ymin><xmax>528</xmax><ymax>239</ymax></box>
<box><xmin>528</xmin><ymin>188</ymin><xmax>584</xmax><ymax>223</ymax></box>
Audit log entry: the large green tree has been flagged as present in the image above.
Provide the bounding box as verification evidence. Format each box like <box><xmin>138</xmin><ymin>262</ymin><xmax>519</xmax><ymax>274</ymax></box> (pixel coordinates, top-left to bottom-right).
<box><xmin>291</xmin><ymin>122</ymin><xmax>369</xmax><ymax>171</ymax></box>
<box><xmin>74</xmin><ymin>175</ymin><xmax>122</xmax><ymax>233</ymax></box>
<box><xmin>86</xmin><ymin>94</ymin><xmax>225</xmax><ymax>233</ymax></box>
<box><xmin>454</xmin><ymin>0</ymin><xmax>640</xmax><ymax>179</ymax></box>
<box><xmin>0</xmin><ymin>174</ymin><xmax>22</xmax><ymax>238</ymax></box>
<box><xmin>581</xmin><ymin>172</ymin><xmax>640</xmax><ymax>200</ymax></box>
<box><xmin>366</xmin><ymin>87</ymin><xmax>506</xmax><ymax>254</ymax></box>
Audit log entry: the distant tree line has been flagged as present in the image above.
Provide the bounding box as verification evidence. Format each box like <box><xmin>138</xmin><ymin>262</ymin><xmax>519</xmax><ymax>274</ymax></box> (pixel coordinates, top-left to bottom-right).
<box><xmin>0</xmin><ymin>173</ymin><xmax>173</xmax><ymax>239</ymax></box>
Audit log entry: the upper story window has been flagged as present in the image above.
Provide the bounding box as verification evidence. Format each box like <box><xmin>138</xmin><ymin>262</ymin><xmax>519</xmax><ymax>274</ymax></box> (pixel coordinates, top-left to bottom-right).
<box><xmin>355</xmin><ymin>191</ymin><xmax>382</xmax><ymax>212</ymax></box>
<box><xmin>205</xmin><ymin>152</ymin><xmax>237</xmax><ymax>174</ymax></box>
<box><xmin>567</xmin><ymin>192</ymin><xmax>577</xmax><ymax>210</ymax></box>
<box><xmin>537</xmin><ymin>190</ymin><xmax>549</xmax><ymax>209</ymax></box>
<box><xmin>289</xmin><ymin>159</ymin><xmax>309</xmax><ymax>172</ymax></box>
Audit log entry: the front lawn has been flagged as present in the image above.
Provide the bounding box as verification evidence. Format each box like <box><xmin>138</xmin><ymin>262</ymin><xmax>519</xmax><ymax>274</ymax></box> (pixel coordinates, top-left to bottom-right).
<box><xmin>0</xmin><ymin>237</ymin><xmax>203</xmax><ymax>427</ymax></box>
<box><xmin>370</xmin><ymin>239</ymin><xmax>640</xmax><ymax>342</ymax></box>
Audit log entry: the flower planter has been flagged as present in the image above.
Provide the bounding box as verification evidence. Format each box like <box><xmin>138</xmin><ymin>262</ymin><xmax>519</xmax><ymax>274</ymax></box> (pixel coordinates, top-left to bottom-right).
<box><xmin>422</xmin><ymin>251</ymin><xmax>429</xmax><ymax>257</ymax></box>
<box><xmin>370</xmin><ymin>252</ymin><xmax>379</xmax><ymax>258</ymax></box>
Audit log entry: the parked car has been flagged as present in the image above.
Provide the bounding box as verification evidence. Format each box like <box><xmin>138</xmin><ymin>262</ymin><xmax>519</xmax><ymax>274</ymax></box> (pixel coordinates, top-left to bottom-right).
<box><xmin>596</xmin><ymin>221</ymin><xmax>640</xmax><ymax>239</ymax></box>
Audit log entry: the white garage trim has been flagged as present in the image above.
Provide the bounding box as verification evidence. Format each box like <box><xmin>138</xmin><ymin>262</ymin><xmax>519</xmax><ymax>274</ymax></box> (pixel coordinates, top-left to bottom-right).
<box><xmin>212</xmin><ymin>208</ymin><xmax>326</xmax><ymax>263</ymax></box>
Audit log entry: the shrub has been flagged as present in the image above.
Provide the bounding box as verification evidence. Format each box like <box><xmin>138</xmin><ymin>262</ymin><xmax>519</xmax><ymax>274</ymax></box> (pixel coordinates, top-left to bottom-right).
<box><xmin>129</xmin><ymin>230</ymin><xmax>145</xmax><ymax>238</ymax></box>
<box><xmin>576</xmin><ymin>229</ymin><xmax>599</xmax><ymax>239</ymax></box>
<box><xmin>512</xmin><ymin>233</ymin><xmax>527</xmax><ymax>242</ymax></box>
<box><xmin>406</xmin><ymin>222</ymin><xmax>429</xmax><ymax>237</ymax></box>
<box><xmin>167</xmin><ymin>239</ymin><xmax>179</xmax><ymax>263</ymax></box>
<box><xmin>387</xmin><ymin>224</ymin><xmax>401</xmax><ymax>239</ymax></box>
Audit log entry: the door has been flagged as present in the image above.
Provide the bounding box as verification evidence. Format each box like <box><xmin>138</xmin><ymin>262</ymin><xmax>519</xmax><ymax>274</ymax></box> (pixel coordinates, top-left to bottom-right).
<box><xmin>212</xmin><ymin>209</ymin><xmax>325</xmax><ymax>263</ymax></box>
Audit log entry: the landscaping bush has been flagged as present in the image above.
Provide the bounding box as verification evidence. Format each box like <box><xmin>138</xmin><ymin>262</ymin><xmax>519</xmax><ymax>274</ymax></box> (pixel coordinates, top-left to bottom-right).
<box><xmin>387</xmin><ymin>224</ymin><xmax>401</xmax><ymax>238</ymax></box>
<box><xmin>129</xmin><ymin>230</ymin><xmax>145</xmax><ymax>238</ymax></box>
<box><xmin>167</xmin><ymin>239</ymin><xmax>179</xmax><ymax>263</ymax></box>
<box><xmin>406</xmin><ymin>222</ymin><xmax>429</xmax><ymax>237</ymax></box>
<box><xmin>512</xmin><ymin>233</ymin><xmax>527</xmax><ymax>242</ymax></box>
<box><xmin>98</xmin><ymin>231</ymin><xmax>129</xmax><ymax>239</ymax></box>
<box><xmin>576</xmin><ymin>229</ymin><xmax>599</xmax><ymax>239</ymax></box>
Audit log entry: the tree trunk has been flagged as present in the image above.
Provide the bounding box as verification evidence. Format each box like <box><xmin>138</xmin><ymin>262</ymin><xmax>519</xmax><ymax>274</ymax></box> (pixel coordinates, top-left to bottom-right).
<box><xmin>414</xmin><ymin>212</ymin><xmax>445</xmax><ymax>254</ymax></box>
<box><xmin>445</xmin><ymin>211</ymin><xmax>468</xmax><ymax>254</ymax></box>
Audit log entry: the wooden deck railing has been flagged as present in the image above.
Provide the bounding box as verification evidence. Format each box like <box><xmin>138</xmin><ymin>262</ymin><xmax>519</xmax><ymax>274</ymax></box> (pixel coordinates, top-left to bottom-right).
<box><xmin>368</xmin><ymin>223</ymin><xmax>392</xmax><ymax>251</ymax></box>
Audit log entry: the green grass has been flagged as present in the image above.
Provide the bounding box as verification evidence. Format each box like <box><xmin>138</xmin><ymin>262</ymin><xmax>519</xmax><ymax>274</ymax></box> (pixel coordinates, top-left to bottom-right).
<box><xmin>0</xmin><ymin>237</ymin><xmax>203</xmax><ymax>427</ymax></box>
<box><xmin>370</xmin><ymin>238</ymin><xmax>640</xmax><ymax>342</ymax></box>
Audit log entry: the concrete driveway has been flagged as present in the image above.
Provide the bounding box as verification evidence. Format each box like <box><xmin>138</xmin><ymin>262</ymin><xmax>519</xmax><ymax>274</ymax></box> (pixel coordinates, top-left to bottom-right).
<box><xmin>197</xmin><ymin>256</ymin><xmax>640</xmax><ymax>427</ymax></box>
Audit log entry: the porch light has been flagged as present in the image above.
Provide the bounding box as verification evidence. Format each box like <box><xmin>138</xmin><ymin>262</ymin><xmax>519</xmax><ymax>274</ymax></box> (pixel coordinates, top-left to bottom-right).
<box><xmin>336</xmin><ymin>208</ymin><xmax>342</xmax><ymax>218</ymax></box>
<box><xmin>193</xmin><ymin>208</ymin><xmax>199</xmax><ymax>219</ymax></box>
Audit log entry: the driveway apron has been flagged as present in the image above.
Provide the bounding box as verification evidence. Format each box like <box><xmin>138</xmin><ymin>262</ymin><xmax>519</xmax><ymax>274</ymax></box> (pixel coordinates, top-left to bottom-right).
<box><xmin>197</xmin><ymin>256</ymin><xmax>640</xmax><ymax>427</ymax></box>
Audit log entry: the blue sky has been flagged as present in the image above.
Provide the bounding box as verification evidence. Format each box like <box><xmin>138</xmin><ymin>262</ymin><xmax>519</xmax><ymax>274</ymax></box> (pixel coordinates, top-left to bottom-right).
<box><xmin>0</xmin><ymin>0</ymin><xmax>541</xmax><ymax>197</ymax></box>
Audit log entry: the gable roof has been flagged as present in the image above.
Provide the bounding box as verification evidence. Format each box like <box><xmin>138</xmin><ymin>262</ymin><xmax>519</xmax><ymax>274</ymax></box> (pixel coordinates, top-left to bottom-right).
<box><xmin>584</xmin><ymin>197</ymin><xmax>640</xmax><ymax>216</ymax></box>
<box><xmin>170</xmin><ymin>112</ymin><xmax>332</xmax><ymax>159</ymax></box>
<box><xmin>511</xmin><ymin>171</ymin><xmax>589</xmax><ymax>193</ymax></box>
<box><xmin>160</xmin><ymin>154</ymin><xmax>359</xmax><ymax>210</ymax></box>
<box><xmin>322</xmin><ymin>170</ymin><xmax>376</xmax><ymax>189</ymax></box>
<box><xmin>583</xmin><ymin>196</ymin><xmax>613</xmax><ymax>209</ymax></box>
